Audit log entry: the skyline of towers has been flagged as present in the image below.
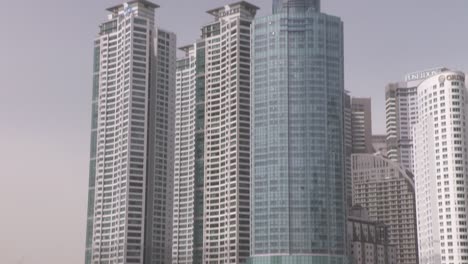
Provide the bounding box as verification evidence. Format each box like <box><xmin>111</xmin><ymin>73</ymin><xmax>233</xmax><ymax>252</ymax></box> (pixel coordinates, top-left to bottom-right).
<box><xmin>84</xmin><ymin>2</ymin><xmax>468</xmax><ymax>264</ymax></box>
<box><xmin>250</xmin><ymin>0</ymin><xmax>347</xmax><ymax>262</ymax></box>
<box><xmin>84</xmin><ymin>1</ymin><xmax>176</xmax><ymax>263</ymax></box>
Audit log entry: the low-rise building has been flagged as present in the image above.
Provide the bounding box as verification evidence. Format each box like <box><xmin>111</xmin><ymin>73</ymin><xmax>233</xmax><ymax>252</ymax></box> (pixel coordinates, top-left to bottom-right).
<box><xmin>348</xmin><ymin>205</ymin><xmax>397</xmax><ymax>264</ymax></box>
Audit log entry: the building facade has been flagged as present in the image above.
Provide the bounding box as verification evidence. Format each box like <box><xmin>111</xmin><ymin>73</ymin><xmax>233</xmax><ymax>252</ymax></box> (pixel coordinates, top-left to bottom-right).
<box><xmin>345</xmin><ymin>92</ymin><xmax>353</xmax><ymax>209</ymax></box>
<box><xmin>352</xmin><ymin>154</ymin><xmax>418</xmax><ymax>264</ymax></box>
<box><xmin>172</xmin><ymin>42</ymin><xmax>205</xmax><ymax>264</ymax></box>
<box><xmin>372</xmin><ymin>135</ymin><xmax>387</xmax><ymax>157</ymax></box>
<box><xmin>347</xmin><ymin>205</ymin><xmax>397</xmax><ymax>264</ymax></box>
<box><xmin>351</xmin><ymin>98</ymin><xmax>373</xmax><ymax>154</ymax></box>
<box><xmin>84</xmin><ymin>1</ymin><xmax>176</xmax><ymax>263</ymax></box>
<box><xmin>385</xmin><ymin>67</ymin><xmax>447</xmax><ymax>171</ymax></box>
<box><xmin>413</xmin><ymin>71</ymin><xmax>468</xmax><ymax>264</ymax></box>
<box><xmin>250</xmin><ymin>0</ymin><xmax>347</xmax><ymax>263</ymax></box>
<box><xmin>171</xmin><ymin>3</ymin><xmax>258</xmax><ymax>263</ymax></box>
<box><xmin>201</xmin><ymin>2</ymin><xmax>258</xmax><ymax>263</ymax></box>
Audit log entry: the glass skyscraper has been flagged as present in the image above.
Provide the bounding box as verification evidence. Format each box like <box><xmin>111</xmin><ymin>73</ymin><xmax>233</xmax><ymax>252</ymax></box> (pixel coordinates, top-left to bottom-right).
<box><xmin>250</xmin><ymin>0</ymin><xmax>347</xmax><ymax>263</ymax></box>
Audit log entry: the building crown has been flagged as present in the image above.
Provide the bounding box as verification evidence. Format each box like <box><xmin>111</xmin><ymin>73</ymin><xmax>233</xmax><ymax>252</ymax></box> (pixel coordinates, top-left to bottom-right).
<box><xmin>273</xmin><ymin>0</ymin><xmax>321</xmax><ymax>13</ymax></box>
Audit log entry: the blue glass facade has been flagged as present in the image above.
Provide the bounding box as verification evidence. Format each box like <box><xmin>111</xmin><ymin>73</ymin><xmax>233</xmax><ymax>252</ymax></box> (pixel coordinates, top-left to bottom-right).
<box><xmin>250</xmin><ymin>1</ymin><xmax>346</xmax><ymax>263</ymax></box>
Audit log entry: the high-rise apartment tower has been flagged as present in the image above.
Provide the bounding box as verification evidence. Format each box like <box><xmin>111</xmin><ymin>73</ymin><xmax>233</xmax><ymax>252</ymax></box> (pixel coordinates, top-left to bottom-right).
<box><xmin>351</xmin><ymin>98</ymin><xmax>373</xmax><ymax>154</ymax></box>
<box><xmin>413</xmin><ymin>71</ymin><xmax>468</xmax><ymax>264</ymax></box>
<box><xmin>180</xmin><ymin>2</ymin><xmax>259</xmax><ymax>264</ymax></box>
<box><xmin>171</xmin><ymin>2</ymin><xmax>258</xmax><ymax>263</ymax></box>
<box><xmin>84</xmin><ymin>1</ymin><xmax>176</xmax><ymax>263</ymax></box>
<box><xmin>250</xmin><ymin>0</ymin><xmax>347</xmax><ymax>263</ymax></box>
<box><xmin>171</xmin><ymin>41</ymin><xmax>206</xmax><ymax>264</ymax></box>
<box><xmin>385</xmin><ymin>67</ymin><xmax>447</xmax><ymax>171</ymax></box>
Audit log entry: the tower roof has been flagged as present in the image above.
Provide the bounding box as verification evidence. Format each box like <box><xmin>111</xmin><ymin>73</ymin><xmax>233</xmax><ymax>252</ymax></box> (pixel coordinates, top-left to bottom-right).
<box><xmin>206</xmin><ymin>1</ymin><xmax>259</xmax><ymax>17</ymax></box>
<box><xmin>107</xmin><ymin>0</ymin><xmax>160</xmax><ymax>13</ymax></box>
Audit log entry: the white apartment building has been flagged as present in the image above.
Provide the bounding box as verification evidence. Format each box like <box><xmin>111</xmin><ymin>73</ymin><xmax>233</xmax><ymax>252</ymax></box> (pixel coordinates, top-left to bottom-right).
<box><xmin>386</xmin><ymin>68</ymin><xmax>447</xmax><ymax>172</ymax></box>
<box><xmin>202</xmin><ymin>2</ymin><xmax>258</xmax><ymax>263</ymax></box>
<box><xmin>413</xmin><ymin>71</ymin><xmax>468</xmax><ymax>264</ymax></box>
<box><xmin>84</xmin><ymin>1</ymin><xmax>176</xmax><ymax>263</ymax></box>
<box><xmin>172</xmin><ymin>46</ymin><xmax>197</xmax><ymax>264</ymax></box>
<box><xmin>172</xmin><ymin>43</ymin><xmax>205</xmax><ymax>264</ymax></box>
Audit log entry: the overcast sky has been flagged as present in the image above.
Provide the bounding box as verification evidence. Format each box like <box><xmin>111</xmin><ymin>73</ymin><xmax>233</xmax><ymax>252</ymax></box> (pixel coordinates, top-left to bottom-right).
<box><xmin>1</xmin><ymin>0</ymin><xmax>467</xmax><ymax>263</ymax></box>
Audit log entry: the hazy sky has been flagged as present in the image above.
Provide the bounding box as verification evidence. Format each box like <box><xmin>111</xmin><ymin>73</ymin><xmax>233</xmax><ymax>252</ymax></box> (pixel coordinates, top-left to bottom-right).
<box><xmin>1</xmin><ymin>0</ymin><xmax>467</xmax><ymax>263</ymax></box>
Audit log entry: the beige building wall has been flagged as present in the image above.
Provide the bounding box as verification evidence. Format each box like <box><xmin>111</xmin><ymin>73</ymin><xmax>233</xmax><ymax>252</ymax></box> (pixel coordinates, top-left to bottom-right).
<box><xmin>352</xmin><ymin>154</ymin><xmax>418</xmax><ymax>264</ymax></box>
